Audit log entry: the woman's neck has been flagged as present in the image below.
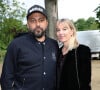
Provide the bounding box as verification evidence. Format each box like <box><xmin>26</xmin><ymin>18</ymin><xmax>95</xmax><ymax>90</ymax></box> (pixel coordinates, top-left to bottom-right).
<box><xmin>62</xmin><ymin>46</ymin><xmax>68</xmax><ymax>55</ymax></box>
<box><xmin>62</xmin><ymin>41</ymin><xmax>69</xmax><ymax>55</ymax></box>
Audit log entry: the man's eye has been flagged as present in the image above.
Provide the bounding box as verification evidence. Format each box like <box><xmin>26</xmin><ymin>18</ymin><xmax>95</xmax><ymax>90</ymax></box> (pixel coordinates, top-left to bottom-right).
<box><xmin>39</xmin><ymin>19</ymin><xmax>45</xmax><ymax>22</ymax></box>
<box><xmin>28</xmin><ymin>19</ymin><xmax>35</xmax><ymax>23</ymax></box>
<box><xmin>30</xmin><ymin>19</ymin><xmax>35</xmax><ymax>22</ymax></box>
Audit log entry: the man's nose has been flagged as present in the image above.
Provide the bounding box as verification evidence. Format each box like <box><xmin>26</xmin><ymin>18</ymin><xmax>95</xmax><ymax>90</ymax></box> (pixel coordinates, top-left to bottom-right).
<box><xmin>36</xmin><ymin>21</ymin><xmax>40</xmax><ymax>26</ymax></box>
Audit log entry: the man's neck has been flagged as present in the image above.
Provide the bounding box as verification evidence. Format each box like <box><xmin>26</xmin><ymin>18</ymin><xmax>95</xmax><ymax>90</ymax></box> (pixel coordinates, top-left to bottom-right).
<box><xmin>36</xmin><ymin>36</ymin><xmax>45</xmax><ymax>42</ymax></box>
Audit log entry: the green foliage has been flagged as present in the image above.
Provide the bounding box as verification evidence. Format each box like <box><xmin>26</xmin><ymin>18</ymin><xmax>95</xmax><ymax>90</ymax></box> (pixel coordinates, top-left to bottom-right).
<box><xmin>94</xmin><ymin>4</ymin><xmax>100</xmax><ymax>22</ymax></box>
<box><xmin>74</xmin><ymin>17</ymin><xmax>99</xmax><ymax>31</ymax></box>
<box><xmin>86</xmin><ymin>17</ymin><xmax>99</xmax><ymax>30</ymax></box>
<box><xmin>0</xmin><ymin>0</ymin><xmax>26</xmax><ymax>20</ymax></box>
<box><xmin>75</xmin><ymin>18</ymin><xmax>86</xmax><ymax>31</ymax></box>
<box><xmin>0</xmin><ymin>18</ymin><xmax>27</xmax><ymax>49</ymax></box>
<box><xmin>94</xmin><ymin>4</ymin><xmax>100</xmax><ymax>28</ymax></box>
<box><xmin>0</xmin><ymin>49</ymin><xmax>6</xmax><ymax>62</ymax></box>
<box><xmin>0</xmin><ymin>0</ymin><xmax>27</xmax><ymax>50</ymax></box>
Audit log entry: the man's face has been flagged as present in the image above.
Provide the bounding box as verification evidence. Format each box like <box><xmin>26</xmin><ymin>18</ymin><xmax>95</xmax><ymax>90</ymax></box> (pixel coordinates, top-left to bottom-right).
<box><xmin>27</xmin><ymin>12</ymin><xmax>48</xmax><ymax>38</ymax></box>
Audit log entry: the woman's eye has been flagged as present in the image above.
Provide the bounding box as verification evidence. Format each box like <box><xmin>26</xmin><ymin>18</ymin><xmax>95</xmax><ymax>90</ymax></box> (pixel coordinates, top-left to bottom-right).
<box><xmin>56</xmin><ymin>29</ymin><xmax>60</xmax><ymax>32</ymax></box>
<box><xmin>63</xmin><ymin>28</ymin><xmax>67</xmax><ymax>30</ymax></box>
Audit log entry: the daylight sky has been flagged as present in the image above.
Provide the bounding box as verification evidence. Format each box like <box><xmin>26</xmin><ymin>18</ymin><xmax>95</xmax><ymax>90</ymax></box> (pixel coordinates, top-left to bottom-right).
<box><xmin>19</xmin><ymin>0</ymin><xmax>100</xmax><ymax>21</ymax></box>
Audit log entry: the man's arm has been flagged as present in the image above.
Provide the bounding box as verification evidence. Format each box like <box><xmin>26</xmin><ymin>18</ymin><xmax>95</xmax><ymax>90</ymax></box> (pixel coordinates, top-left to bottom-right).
<box><xmin>1</xmin><ymin>42</ymin><xmax>18</xmax><ymax>90</ymax></box>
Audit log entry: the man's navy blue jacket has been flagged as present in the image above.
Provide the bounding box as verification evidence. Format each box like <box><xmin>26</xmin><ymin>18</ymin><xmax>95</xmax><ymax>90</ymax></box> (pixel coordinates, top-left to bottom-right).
<box><xmin>1</xmin><ymin>33</ymin><xmax>59</xmax><ymax>90</ymax></box>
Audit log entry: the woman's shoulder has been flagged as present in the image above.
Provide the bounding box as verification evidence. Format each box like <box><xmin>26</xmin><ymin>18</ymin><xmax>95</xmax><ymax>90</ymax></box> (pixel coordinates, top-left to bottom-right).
<box><xmin>78</xmin><ymin>44</ymin><xmax>90</xmax><ymax>49</ymax></box>
<box><xmin>77</xmin><ymin>44</ymin><xmax>91</xmax><ymax>52</ymax></box>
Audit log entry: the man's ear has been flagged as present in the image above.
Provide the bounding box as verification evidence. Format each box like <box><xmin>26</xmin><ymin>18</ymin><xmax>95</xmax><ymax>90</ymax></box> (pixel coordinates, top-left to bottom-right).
<box><xmin>47</xmin><ymin>21</ymin><xmax>49</xmax><ymax>26</ymax></box>
<box><xmin>27</xmin><ymin>23</ymin><xmax>29</xmax><ymax>29</ymax></box>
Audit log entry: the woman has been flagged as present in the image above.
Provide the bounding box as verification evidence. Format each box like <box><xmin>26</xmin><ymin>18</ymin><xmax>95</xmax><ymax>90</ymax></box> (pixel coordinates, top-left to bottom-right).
<box><xmin>56</xmin><ymin>19</ymin><xmax>91</xmax><ymax>90</ymax></box>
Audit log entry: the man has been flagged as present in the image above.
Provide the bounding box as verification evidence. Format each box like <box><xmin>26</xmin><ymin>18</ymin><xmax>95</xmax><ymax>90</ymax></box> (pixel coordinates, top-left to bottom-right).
<box><xmin>1</xmin><ymin>5</ymin><xmax>59</xmax><ymax>90</ymax></box>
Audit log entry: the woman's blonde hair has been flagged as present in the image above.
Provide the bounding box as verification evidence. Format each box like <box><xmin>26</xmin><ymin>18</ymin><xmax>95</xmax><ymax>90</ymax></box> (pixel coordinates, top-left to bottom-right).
<box><xmin>56</xmin><ymin>18</ymin><xmax>79</xmax><ymax>51</ymax></box>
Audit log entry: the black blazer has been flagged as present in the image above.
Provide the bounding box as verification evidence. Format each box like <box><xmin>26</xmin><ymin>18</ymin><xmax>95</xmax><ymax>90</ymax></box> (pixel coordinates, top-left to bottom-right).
<box><xmin>57</xmin><ymin>44</ymin><xmax>91</xmax><ymax>90</ymax></box>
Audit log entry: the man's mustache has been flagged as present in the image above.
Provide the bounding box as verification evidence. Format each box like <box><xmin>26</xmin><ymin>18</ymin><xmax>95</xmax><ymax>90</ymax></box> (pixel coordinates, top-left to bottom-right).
<box><xmin>35</xmin><ymin>26</ymin><xmax>42</xmax><ymax>30</ymax></box>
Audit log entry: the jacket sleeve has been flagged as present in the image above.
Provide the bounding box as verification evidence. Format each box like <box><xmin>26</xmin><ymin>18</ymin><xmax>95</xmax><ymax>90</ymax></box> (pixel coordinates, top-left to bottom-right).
<box><xmin>1</xmin><ymin>42</ymin><xmax>18</xmax><ymax>90</ymax></box>
<box><xmin>78</xmin><ymin>46</ymin><xmax>91</xmax><ymax>90</ymax></box>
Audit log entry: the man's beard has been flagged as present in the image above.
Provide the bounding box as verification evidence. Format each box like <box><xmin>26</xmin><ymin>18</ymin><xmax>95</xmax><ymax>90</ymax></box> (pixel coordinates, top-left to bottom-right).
<box><xmin>29</xmin><ymin>26</ymin><xmax>46</xmax><ymax>38</ymax></box>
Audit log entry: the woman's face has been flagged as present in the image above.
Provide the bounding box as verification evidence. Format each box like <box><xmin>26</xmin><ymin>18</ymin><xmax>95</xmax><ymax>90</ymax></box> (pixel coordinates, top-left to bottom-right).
<box><xmin>56</xmin><ymin>22</ymin><xmax>73</xmax><ymax>43</ymax></box>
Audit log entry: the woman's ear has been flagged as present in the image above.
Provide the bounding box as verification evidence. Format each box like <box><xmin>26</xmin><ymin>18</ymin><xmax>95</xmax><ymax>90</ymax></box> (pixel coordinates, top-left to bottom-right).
<box><xmin>71</xmin><ymin>29</ymin><xmax>74</xmax><ymax>36</ymax></box>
